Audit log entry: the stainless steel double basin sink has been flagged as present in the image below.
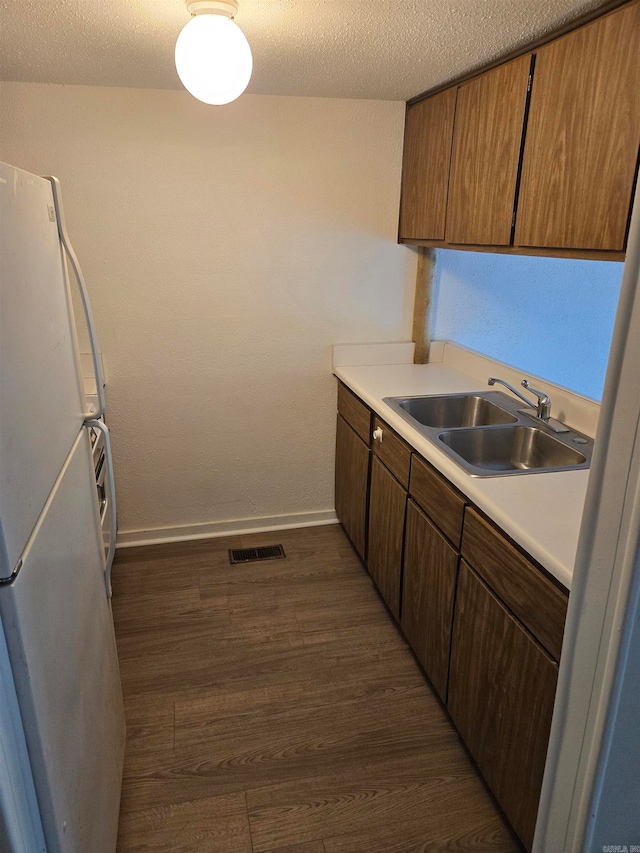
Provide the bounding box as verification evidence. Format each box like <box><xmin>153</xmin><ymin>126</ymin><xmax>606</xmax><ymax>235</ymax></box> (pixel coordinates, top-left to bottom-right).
<box><xmin>383</xmin><ymin>391</ymin><xmax>593</xmax><ymax>477</ymax></box>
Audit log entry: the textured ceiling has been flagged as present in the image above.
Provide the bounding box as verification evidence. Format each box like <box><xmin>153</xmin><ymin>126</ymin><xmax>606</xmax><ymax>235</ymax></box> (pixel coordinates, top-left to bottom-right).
<box><xmin>0</xmin><ymin>0</ymin><xmax>609</xmax><ymax>101</ymax></box>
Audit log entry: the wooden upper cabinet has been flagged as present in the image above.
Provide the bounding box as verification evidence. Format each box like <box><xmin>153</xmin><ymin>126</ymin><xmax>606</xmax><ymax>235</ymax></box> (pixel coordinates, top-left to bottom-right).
<box><xmin>399</xmin><ymin>88</ymin><xmax>457</xmax><ymax>241</ymax></box>
<box><xmin>515</xmin><ymin>2</ymin><xmax>640</xmax><ymax>251</ymax></box>
<box><xmin>446</xmin><ymin>55</ymin><xmax>532</xmax><ymax>246</ymax></box>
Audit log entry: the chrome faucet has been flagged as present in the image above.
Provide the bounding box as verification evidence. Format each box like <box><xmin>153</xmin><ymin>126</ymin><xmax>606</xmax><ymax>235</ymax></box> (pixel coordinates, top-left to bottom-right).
<box><xmin>521</xmin><ymin>380</ymin><xmax>551</xmax><ymax>420</ymax></box>
<box><xmin>488</xmin><ymin>377</ymin><xmax>568</xmax><ymax>432</ymax></box>
<box><xmin>488</xmin><ymin>377</ymin><xmax>551</xmax><ymax>420</ymax></box>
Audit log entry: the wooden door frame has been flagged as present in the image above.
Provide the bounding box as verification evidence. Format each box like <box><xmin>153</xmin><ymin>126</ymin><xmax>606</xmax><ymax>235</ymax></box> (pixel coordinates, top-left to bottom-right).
<box><xmin>535</xmin><ymin>184</ymin><xmax>640</xmax><ymax>848</ymax></box>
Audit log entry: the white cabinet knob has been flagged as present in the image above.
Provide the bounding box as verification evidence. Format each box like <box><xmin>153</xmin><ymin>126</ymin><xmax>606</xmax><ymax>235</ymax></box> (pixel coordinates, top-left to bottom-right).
<box><xmin>373</xmin><ymin>427</ymin><xmax>383</xmax><ymax>443</ymax></box>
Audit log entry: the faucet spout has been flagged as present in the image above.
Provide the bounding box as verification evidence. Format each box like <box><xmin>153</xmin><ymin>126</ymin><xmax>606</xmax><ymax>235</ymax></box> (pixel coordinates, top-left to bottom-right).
<box><xmin>488</xmin><ymin>376</ymin><xmax>569</xmax><ymax>433</ymax></box>
<box><xmin>487</xmin><ymin>377</ymin><xmax>536</xmax><ymax>410</ymax></box>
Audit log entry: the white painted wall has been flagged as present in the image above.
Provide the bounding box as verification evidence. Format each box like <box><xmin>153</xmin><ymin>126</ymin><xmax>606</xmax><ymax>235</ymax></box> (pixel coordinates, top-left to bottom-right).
<box><xmin>431</xmin><ymin>250</ymin><xmax>623</xmax><ymax>401</ymax></box>
<box><xmin>0</xmin><ymin>82</ymin><xmax>415</xmax><ymax>541</ymax></box>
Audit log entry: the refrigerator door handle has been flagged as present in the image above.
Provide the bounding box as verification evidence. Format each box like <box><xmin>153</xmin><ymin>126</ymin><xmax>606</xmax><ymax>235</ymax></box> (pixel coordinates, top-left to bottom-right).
<box><xmin>86</xmin><ymin>420</ymin><xmax>117</xmax><ymax>598</ymax></box>
<box><xmin>44</xmin><ymin>176</ymin><xmax>106</xmax><ymax>422</ymax></box>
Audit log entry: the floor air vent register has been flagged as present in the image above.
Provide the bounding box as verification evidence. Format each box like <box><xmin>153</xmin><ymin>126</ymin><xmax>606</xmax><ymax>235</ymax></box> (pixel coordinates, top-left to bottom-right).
<box><xmin>228</xmin><ymin>545</ymin><xmax>286</xmax><ymax>564</ymax></box>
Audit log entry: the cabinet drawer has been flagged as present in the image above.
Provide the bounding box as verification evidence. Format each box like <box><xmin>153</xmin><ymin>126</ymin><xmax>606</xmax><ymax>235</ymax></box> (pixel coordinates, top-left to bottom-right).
<box><xmin>337</xmin><ymin>382</ymin><xmax>371</xmax><ymax>445</ymax></box>
<box><xmin>409</xmin><ymin>455</ymin><xmax>466</xmax><ymax>548</ymax></box>
<box><xmin>461</xmin><ymin>507</ymin><xmax>568</xmax><ymax>661</ymax></box>
<box><xmin>372</xmin><ymin>417</ymin><xmax>411</xmax><ymax>488</ymax></box>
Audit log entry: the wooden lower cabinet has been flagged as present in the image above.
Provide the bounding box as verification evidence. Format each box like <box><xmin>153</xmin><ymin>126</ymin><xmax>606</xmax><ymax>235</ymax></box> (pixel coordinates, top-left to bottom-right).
<box><xmin>409</xmin><ymin>455</ymin><xmax>466</xmax><ymax>548</ymax></box>
<box><xmin>401</xmin><ymin>500</ymin><xmax>459</xmax><ymax>702</ymax></box>
<box><xmin>335</xmin><ymin>414</ymin><xmax>370</xmax><ymax>560</ymax></box>
<box><xmin>462</xmin><ymin>507</ymin><xmax>568</xmax><ymax>661</ymax></box>
<box><xmin>367</xmin><ymin>457</ymin><xmax>407</xmax><ymax>619</ymax></box>
<box><xmin>335</xmin><ymin>383</ymin><xmax>567</xmax><ymax>849</ymax></box>
<box><xmin>448</xmin><ymin>562</ymin><xmax>558</xmax><ymax>851</ymax></box>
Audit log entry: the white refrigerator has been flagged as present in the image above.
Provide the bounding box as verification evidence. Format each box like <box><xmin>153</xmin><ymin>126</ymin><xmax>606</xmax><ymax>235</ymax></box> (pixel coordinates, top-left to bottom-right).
<box><xmin>0</xmin><ymin>162</ymin><xmax>125</xmax><ymax>852</ymax></box>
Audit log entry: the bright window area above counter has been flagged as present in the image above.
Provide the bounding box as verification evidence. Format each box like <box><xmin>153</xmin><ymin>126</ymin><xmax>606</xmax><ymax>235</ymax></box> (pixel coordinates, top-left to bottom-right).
<box><xmin>430</xmin><ymin>250</ymin><xmax>624</xmax><ymax>401</ymax></box>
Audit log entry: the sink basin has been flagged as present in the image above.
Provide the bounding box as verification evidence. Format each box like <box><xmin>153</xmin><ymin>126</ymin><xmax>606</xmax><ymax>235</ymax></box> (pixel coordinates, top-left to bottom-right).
<box><xmin>439</xmin><ymin>425</ymin><xmax>587</xmax><ymax>474</ymax></box>
<box><xmin>383</xmin><ymin>390</ymin><xmax>593</xmax><ymax>476</ymax></box>
<box><xmin>390</xmin><ymin>394</ymin><xmax>517</xmax><ymax>429</ymax></box>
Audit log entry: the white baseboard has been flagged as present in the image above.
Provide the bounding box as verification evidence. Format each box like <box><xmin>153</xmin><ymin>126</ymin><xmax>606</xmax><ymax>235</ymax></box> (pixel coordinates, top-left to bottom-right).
<box><xmin>116</xmin><ymin>510</ymin><xmax>339</xmax><ymax>549</ymax></box>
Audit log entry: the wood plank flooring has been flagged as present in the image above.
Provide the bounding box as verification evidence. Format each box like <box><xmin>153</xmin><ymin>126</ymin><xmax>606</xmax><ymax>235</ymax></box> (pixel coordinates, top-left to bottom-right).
<box><xmin>112</xmin><ymin>524</ymin><xmax>522</xmax><ymax>852</ymax></box>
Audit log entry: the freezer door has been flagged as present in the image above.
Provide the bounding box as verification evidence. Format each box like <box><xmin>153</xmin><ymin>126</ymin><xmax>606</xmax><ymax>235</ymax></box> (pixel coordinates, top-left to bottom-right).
<box><xmin>0</xmin><ymin>429</ymin><xmax>125</xmax><ymax>853</ymax></box>
<box><xmin>0</xmin><ymin>162</ymin><xmax>86</xmax><ymax>580</ymax></box>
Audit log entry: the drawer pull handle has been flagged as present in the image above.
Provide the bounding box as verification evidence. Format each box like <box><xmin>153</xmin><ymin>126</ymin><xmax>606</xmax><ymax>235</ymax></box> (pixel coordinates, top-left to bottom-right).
<box><xmin>373</xmin><ymin>427</ymin><xmax>384</xmax><ymax>443</ymax></box>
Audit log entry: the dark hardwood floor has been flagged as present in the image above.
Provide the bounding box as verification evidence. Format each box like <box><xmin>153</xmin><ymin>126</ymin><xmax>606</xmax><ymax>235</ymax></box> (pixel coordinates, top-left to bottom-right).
<box><xmin>112</xmin><ymin>524</ymin><xmax>521</xmax><ymax>852</ymax></box>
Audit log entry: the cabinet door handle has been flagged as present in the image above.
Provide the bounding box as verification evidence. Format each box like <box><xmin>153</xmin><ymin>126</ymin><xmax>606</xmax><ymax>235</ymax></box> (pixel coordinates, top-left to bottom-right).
<box><xmin>373</xmin><ymin>427</ymin><xmax>384</xmax><ymax>443</ymax></box>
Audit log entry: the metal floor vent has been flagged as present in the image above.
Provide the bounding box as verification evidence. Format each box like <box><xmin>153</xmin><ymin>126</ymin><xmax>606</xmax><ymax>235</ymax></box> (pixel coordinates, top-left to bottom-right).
<box><xmin>229</xmin><ymin>545</ymin><xmax>286</xmax><ymax>564</ymax></box>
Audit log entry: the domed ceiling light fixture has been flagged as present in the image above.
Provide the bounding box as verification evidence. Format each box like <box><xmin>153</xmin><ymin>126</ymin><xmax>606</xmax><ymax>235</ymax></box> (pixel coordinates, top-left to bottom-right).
<box><xmin>175</xmin><ymin>0</ymin><xmax>253</xmax><ymax>105</ymax></box>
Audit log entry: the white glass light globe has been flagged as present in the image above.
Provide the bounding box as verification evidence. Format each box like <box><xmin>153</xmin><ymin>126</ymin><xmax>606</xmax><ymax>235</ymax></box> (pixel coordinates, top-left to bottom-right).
<box><xmin>175</xmin><ymin>14</ymin><xmax>252</xmax><ymax>105</ymax></box>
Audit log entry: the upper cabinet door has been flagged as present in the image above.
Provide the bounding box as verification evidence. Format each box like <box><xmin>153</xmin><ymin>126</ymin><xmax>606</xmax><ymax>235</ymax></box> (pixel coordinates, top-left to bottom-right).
<box><xmin>399</xmin><ymin>88</ymin><xmax>457</xmax><ymax>241</ymax></box>
<box><xmin>446</xmin><ymin>55</ymin><xmax>532</xmax><ymax>246</ymax></box>
<box><xmin>515</xmin><ymin>2</ymin><xmax>640</xmax><ymax>252</ymax></box>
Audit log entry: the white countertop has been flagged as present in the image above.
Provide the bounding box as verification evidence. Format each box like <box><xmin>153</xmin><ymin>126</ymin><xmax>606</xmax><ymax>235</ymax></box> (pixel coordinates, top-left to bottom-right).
<box><xmin>335</xmin><ymin>362</ymin><xmax>588</xmax><ymax>590</ymax></box>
